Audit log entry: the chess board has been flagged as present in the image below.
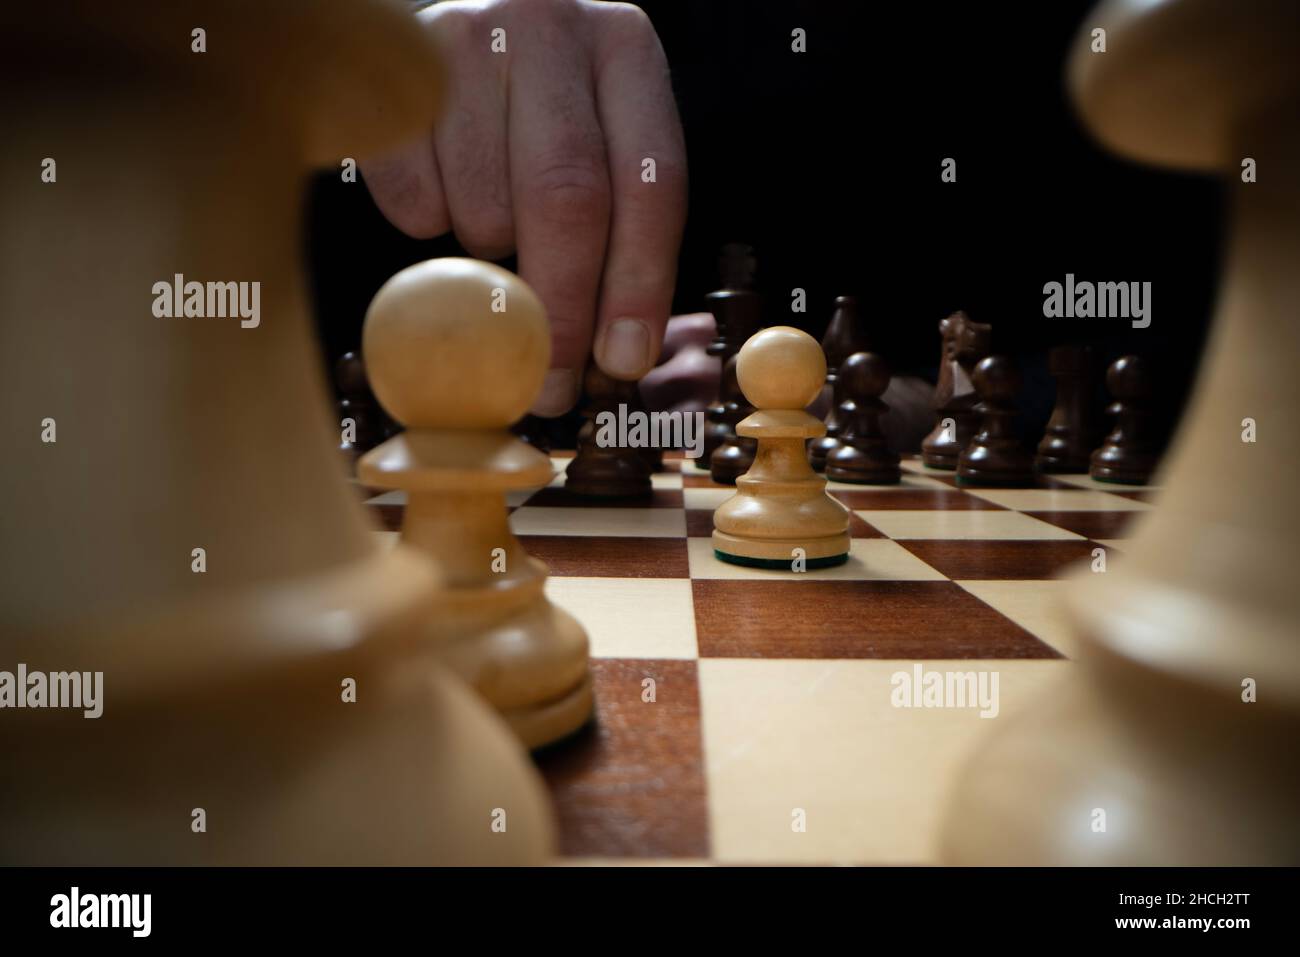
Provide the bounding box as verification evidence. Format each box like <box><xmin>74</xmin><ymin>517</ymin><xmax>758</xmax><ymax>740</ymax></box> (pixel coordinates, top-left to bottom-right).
<box><xmin>360</xmin><ymin>452</ymin><xmax>1157</xmax><ymax>865</ymax></box>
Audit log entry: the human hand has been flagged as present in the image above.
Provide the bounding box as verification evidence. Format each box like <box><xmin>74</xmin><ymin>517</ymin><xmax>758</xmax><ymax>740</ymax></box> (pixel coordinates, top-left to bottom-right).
<box><xmin>361</xmin><ymin>0</ymin><xmax>688</xmax><ymax>416</ymax></box>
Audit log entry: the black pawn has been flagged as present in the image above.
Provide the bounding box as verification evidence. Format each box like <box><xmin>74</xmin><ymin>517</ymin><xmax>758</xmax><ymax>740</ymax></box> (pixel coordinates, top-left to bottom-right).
<box><xmin>510</xmin><ymin>414</ymin><xmax>551</xmax><ymax>456</ymax></box>
<box><xmin>565</xmin><ymin>365</ymin><xmax>652</xmax><ymax>497</ymax></box>
<box><xmin>698</xmin><ymin>245</ymin><xmax>763</xmax><ymax>470</ymax></box>
<box><xmin>810</xmin><ymin>295</ymin><xmax>872</xmax><ymax>472</ymax></box>
<box><xmin>826</xmin><ymin>352</ymin><xmax>900</xmax><ymax>484</ymax></box>
<box><xmin>1035</xmin><ymin>344</ymin><xmax>1097</xmax><ymax>473</ymax></box>
<box><xmin>957</xmin><ymin>356</ymin><xmax>1033</xmax><ymax>486</ymax></box>
<box><xmin>1090</xmin><ymin>355</ymin><xmax>1158</xmax><ymax>485</ymax></box>
<box><xmin>808</xmin><ymin>371</ymin><xmax>846</xmax><ymax>472</ymax></box>
<box><xmin>336</xmin><ymin>351</ymin><xmax>386</xmax><ymax>467</ymax></box>
<box><xmin>630</xmin><ymin>382</ymin><xmax>663</xmax><ymax>473</ymax></box>
<box><xmin>709</xmin><ymin>354</ymin><xmax>756</xmax><ymax>485</ymax></box>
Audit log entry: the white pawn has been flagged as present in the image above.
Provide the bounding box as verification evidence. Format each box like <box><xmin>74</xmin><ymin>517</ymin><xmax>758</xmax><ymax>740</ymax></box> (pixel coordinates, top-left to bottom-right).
<box><xmin>360</xmin><ymin>258</ymin><xmax>593</xmax><ymax>749</ymax></box>
<box><xmin>712</xmin><ymin>326</ymin><xmax>852</xmax><ymax>568</ymax></box>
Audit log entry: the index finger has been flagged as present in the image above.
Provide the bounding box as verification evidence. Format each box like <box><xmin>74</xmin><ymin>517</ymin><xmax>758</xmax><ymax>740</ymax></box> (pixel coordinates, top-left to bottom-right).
<box><xmin>590</xmin><ymin>3</ymin><xmax>688</xmax><ymax>381</ymax></box>
<box><xmin>509</xmin><ymin>17</ymin><xmax>611</xmax><ymax>416</ymax></box>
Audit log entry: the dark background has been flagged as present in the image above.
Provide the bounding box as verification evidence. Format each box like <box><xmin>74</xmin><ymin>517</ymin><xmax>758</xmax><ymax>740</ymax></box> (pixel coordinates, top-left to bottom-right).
<box><xmin>307</xmin><ymin>0</ymin><xmax>1225</xmax><ymax>443</ymax></box>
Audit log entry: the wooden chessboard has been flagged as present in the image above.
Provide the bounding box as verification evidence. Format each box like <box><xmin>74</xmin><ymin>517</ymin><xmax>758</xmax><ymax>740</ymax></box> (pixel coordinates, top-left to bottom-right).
<box><xmin>360</xmin><ymin>452</ymin><xmax>1157</xmax><ymax>865</ymax></box>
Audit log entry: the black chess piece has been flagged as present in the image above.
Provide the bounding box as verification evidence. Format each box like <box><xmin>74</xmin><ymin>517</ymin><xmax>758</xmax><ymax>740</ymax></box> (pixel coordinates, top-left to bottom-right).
<box><xmin>957</xmin><ymin>355</ymin><xmax>1033</xmax><ymax>485</ymax></box>
<box><xmin>698</xmin><ymin>245</ymin><xmax>763</xmax><ymax>470</ymax></box>
<box><xmin>809</xmin><ymin>371</ymin><xmax>847</xmax><ymax>473</ymax></box>
<box><xmin>809</xmin><ymin>295</ymin><xmax>872</xmax><ymax>472</ymax></box>
<box><xmin>630</xmin><ymin>382</ymin><xmax>663</xmax><ymax>473</ymax></box>
<box><xmin>565</xmin><ymin>364</ymin><xmax>652</xmax><ymax>497</ymax></box>
<box><xmin>921</xmin><ymin>312</ymin><xmax>991</xmax><ymax>469</ymax></box>
<box><xmin>1090</xmin><ymin>355</ymin><xmax>1158</xmax><ymax>485</ymax></box>
<box><xmin>1036</xmin><ymin>344</ymin><xmax>1098</xmax><ymax>473</ymax></box>
<box><xmin>825</xmin><ymin>352</ymin><xmax>900</xmax><ymax>485</ymax></box>
<box><xmin>510</xmin><ymin>414</ymin><xmax>551</xmax><ymax>456</ymax></box>
<box><xmin>709</xmin><ymin>354</ymin><xmax>757</xmax><ymax>485</ymax></box>
<box><xmin>335</xmin><ymin>350</ymin><xmax>386</xmax><ymax>467</ymax></box>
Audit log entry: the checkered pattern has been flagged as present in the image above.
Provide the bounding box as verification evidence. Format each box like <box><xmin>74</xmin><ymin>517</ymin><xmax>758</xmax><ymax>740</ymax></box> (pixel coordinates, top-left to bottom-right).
<box><xmin>361</xmin><ymin>453</ymin><xmax>1156</xmax><ymax>864</ymax></box>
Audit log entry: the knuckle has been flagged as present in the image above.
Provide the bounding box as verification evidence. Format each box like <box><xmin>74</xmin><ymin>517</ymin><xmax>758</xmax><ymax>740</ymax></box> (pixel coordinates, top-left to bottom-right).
<box><xmin>603</xmin><ymin>2</ymin><xmax>654</xmax><ymax>34</ymax></box>
<box><xmin>595</xmin><ymin>2</ymin><xmax>662</xmax><ymax>61</ymax></box>
<box><xmin>500</xmin><ymin>0</ymin><xmax>583</xmax><ymax>30</ymax></box>
<box><xmin>457</xmin><ymin>218</ymin><xmax>515</xmax><ymax>260</ymax></box>
<box><xmin>360</xmin><ymin>164</ymin><xmax>445</xmax><ymax>239</ymax></box>
<box><xmin>527</xmin><ymin>157</ymin><xmax>610</xmax><ymax>227</ymax></box>
<box><xmin>426</xmin><ymin>5</ymin><xmax>477</xmax><ymax>43</ymax></box>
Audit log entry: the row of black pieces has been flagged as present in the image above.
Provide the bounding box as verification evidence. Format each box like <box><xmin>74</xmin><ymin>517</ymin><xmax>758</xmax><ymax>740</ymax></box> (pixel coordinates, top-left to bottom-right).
<box><xmin>926</xmin><ymin>350</ymin><xmax>1159</xmax><ymax>486</ymax></box>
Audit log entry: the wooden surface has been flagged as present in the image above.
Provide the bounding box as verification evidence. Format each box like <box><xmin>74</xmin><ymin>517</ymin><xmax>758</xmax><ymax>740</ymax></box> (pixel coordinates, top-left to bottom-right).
<box><xmin>359</xmin><ymin>451</ymin><xmax>1154</xmax><ymax>863</ymax></box>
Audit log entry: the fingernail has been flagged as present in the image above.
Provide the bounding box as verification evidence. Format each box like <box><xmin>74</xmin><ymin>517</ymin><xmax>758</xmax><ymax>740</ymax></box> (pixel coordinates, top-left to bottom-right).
<box><xmin>532</xmin><ymin>368</ymin><xmax>578</xmax><ymax>416</ymax></box>
<box><xmin>598</xmin><ymin>318</ymin><xmax>652</xmax><ymax>378</ymax></box>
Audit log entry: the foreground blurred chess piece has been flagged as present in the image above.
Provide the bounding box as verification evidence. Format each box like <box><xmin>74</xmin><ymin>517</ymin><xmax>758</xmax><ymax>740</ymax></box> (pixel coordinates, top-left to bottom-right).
<box><xmin>921</xmin><ymin>311</ymin><xmax>992</xmax><ymax>469</ymax></box>
<box><xmin>360</xmin><ymin>259</ymin><xmax>593</xmax><ymax>748</ymax></box>
<box><xmin>942</xmin><ymin>0</ymin><xmax>1300</xmax><ymax>864</ymax></box>
<box><xmin>713</xmin><ymin>327</ymin><xmax>851</xmax><ymax>568</ymax></box>
<box><xmin>0</xmin><ymin>0</ymin><xmax>553</xmax><ymax>865</ymax></box>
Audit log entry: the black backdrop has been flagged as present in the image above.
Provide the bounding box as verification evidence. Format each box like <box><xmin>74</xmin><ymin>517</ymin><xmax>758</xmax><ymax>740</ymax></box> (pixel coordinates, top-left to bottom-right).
<box><xmin>308</xmin><ymin>0</ymin><xmax>1224</xmax><ymax>439</ymax></box>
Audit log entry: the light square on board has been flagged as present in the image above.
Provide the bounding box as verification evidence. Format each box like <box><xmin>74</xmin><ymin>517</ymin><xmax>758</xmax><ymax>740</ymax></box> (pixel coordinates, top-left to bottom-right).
<box><xmin>682</xmin><ymin>487</ymin><xmax>735</xmax><ymax>511</ymax></box>
<box><xmin>961</xmin><ymin>488</ymin><xmax>1153</xmax><ymax>512</ymax></box>
<box><xmin>1052</xmin><ymin>472</ymin><xmax>1159</xmax><ymax>492</ymax></box>
<box><xmin>510</xmin><ymin>506</ymin><xmax>686</xmax><ymax>537</ymax></box>
<box><xmin>856</xmin><ymin>509</ymin><xmax>1085</xmax><ymax>541</ymax></box>
<box><xmin>697</xmin><ymin>658</ymin><xmax>1070</xmax><ymax>864</ymax></box>
<box><xmin>652</xmin><ymin>471</ymin><xmax>684</xmax><ymax>490</ymax></box>
<box><xmin>546</xmin><ymin>577</ymin><xmax>698</xmax><ymax>659</ymax></box>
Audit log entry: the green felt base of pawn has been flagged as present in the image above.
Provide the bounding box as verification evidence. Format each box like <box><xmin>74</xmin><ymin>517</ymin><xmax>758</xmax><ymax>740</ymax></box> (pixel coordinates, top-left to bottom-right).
<box><xmin>713</xmin><ymin>550</ymin><xmax>849</xmax><ymax>570</ymax></box>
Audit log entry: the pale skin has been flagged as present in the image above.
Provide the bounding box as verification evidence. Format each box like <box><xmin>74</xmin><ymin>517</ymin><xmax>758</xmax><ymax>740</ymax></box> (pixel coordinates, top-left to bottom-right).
<box><xmin>362</xmin><ymin>0</ymin><xmax>690</xmax><ymax>416</ymax></box>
